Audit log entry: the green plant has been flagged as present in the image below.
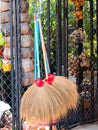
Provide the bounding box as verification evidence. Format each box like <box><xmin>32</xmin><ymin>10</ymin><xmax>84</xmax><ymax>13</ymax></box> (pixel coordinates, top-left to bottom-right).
<box><xmin>0</xmin><ymin>32</ymin><xmax>5</xmax><ymax>46</ymax></box>
<box><xmin>28</xmin><ymin>0</ymin><xmax>97</xmax><ymax>71</ymax></box>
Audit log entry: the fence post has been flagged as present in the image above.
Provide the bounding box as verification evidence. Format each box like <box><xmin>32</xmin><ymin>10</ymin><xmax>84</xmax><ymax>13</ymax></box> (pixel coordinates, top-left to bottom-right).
<box><xmin>56</xmin><ymin>0</ymin><xmax>62</xmax><ymax>75</ymax></box>
<box><xmin>62</xmin><ymin>0</ymin><xmax>68</xmax><ymax>77</ymax></box>
<box><xmin>89</xmin><ymin>0</ymin><xmax>95</xmax><ymax>120</ymax></box>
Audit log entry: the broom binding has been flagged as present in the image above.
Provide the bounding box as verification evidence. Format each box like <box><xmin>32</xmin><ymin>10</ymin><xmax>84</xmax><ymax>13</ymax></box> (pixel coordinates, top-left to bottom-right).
<box><xmin>36</xmin><ymin>78</ymin><xmax>44</xmax><ymax>87</ymax></box>
<box><xmin>45</xmin><ymin>74</ymin><xmax>55</xmax><ymax>85</ymax></box>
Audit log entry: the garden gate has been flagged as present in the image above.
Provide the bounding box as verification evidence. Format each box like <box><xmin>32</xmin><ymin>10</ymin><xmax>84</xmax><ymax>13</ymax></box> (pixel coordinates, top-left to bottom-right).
<box><xmin>0</xmin><ymin>0</ymin><xmax>98</xmax><ymax>130</ymax></box>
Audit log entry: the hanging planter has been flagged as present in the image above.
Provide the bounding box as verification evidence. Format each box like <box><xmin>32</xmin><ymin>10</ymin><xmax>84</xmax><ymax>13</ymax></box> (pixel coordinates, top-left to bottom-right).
<box><xmin>73</xmin><ymin>9</ymin><xmax>83</xmax><ymax>21</ymax></box>
<box><xmin>80</xmin><ymin>84</ymin><xmax>91</xmax><ymax>109</ymax></box>
<box><xmin>71</xmin><ymin>0</ymin><xmax>84</xmax><ymax>7</ymax></box>
<box><xmin>83</xmin><ymin>98</ymin><xmax>91</xmax><ymax>109</ymax></box>
<box><xmin>71</xmin><ymin>0</ymin><xmax>84</xmax><ymax>22</ymax></box>
<box><xmin>69</xmin><ymin>28</ymin><xmax>85</xmax><ymax>45</ymax></box>
<box><xmin>80</xmin><ymin>96</ymin><xmax>91</xmax><ymax>109</ymax></box>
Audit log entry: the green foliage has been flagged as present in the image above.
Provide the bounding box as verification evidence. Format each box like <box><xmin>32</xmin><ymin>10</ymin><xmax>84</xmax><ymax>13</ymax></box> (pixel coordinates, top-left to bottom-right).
<box><xmin>0</xmin><ymin>58</ymin><xmax>3</xmax><ymax>69</ymax></box>
<box><xmin>28</xmin><ymin>0</ymin><xmax>97</xmax><ymax>70</ymax></box>
<box><xmin>0</xmin><ymin>32</ymin><xmax>5</xmax><ymax>46</ymax></box>
<box><xmin>68</xmin><ymin>1</ymin><xmax>75</xmax><ymax>27</ymax></box>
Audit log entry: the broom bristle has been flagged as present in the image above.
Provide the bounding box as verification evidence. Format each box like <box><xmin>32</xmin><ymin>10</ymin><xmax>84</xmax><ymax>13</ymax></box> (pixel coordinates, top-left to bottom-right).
<box><xmin>20</xmin><ymin>82</ymin><xmax>68</xmax><ymax>123</ymax></box>
<box><xmin>52</xmin><ymin>76</ymin><xmax>79</xmax><ymax>110</ymax></box>
<box><xmin>20</xmin><ymin>76</ymin><xmax>79</xmax><ymax>124</ymax></box>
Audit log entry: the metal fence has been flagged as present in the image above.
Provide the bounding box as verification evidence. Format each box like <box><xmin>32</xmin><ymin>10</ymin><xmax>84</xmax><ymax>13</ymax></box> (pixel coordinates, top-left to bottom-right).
<box><xmin>0</xmin><ymin>0</ymin><xmax>98</xmax><ymax>130</ymax></box>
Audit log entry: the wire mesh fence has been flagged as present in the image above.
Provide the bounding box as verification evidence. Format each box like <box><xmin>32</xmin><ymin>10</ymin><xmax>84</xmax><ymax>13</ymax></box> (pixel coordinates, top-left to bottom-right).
<box><xmin>0</xmin><ymin>0</ymin><xmax>98</xmax><ymax>130</ymax></box>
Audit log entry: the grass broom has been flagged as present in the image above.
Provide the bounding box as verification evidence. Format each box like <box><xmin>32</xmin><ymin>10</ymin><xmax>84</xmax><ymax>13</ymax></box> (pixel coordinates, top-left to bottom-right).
<box><xmin>39</xmin><ymin>19</ymin><xmax>79</xmax><ymax>113</ymax></box>
<box><xmin>20</xmin><ymin>15</ymin><xmax>70</xmax><ymax>124</ymax></box>
<box><xmin>20</xmin><ymin>15</ymin><xmax>79</xmax><ymax>125</ymax></box>
<box><xmin>20</xmin><ymin>15</ymin><xmax>65</xmax><ymax>124</ymax></box>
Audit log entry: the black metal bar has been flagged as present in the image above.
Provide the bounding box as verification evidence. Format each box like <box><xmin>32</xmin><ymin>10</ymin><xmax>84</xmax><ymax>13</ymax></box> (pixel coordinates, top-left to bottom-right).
<box><xmin>96</xmin><ymin>0</ymin><xmax>98</xmax><ymax>106</ymax></box>
<box><xmin>64</xmin><ymin>116</ymin><xmax>69</xmax><ymax>130</ymax></box>
<box><xmin>56</xmin><ymin>121</ymin><xmax>60</xmax><ymax>130</ymax></box>
<box><xmin>47</xmin><ymin>0</ymin><xmax>50</xmax><ymax>62</ymax></box>
<box><xmin>62</xmin><ymin>0</ymin><xmax>68</xmax><ymax>77</ymax></box>
<box><xmin>76</xmin><ymin>6</ymin><xmax>83</xmax><ymax>58</ymax></box>
<box><xmin>56</xmin><ymin>0</ymin><xmax>62</xmax><ymax>75</ymax></box>
<box><xmin>89</xmin><ymin>0</ymin><xmax>95</xmax><ymax>120</ymax></box>
<box><xmin>16</xmin><ymin>0</ymin><xmax>22</xmax><ymax>129</ymax></box>
<box><xmin>62</xmin><ymin>1</ymin><xmax>69</xmax><ymax>128</ymax></box>
<box><xmin>13</xmin><ymin>0</ymin><xmax>19</xmax><ymax>130</ymax></box>
<box><xmin>9</xmin><ymin>0</ymin><xmax>15</xmax><ymax>129</ymax></box>
<box><xmin>49</xmin><ymin>124</ymin><xmax>52</xmax><ymax>130</ymax></box>
<box><xmin>95</xmin><ymin>0</ymin><xmax>98</xmax><ymax>119</ymax></box>
<box><xmin>73</xmin><ymin>5</ymin><xmax>83</xmax><ymax>94</ymax></box>
<box><xmin>75</xmin><ymin>6</ymin><xmax>83</xmax><ymax>124</ymax></box>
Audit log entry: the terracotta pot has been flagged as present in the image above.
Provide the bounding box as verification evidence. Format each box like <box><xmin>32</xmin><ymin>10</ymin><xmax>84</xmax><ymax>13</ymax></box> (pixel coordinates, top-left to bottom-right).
<box><xmin>22</xmin><ymin>71</ymin><xmax>34</xmax><ymax>86</ymax></box>
<box><xmin>21</xmin><ymin>13</ymin><xmax>30</xmax><ymax>23</ymax></box>
<box><xmin>0</xmin><ymin>2</ymin><xmax>9</xmax><ymax>12</ymax></box>
<box><xmin>3</xmin><ymin>47</ymin><xmax>33</xmax><ymax>59</ymax></box>
<box><xmin>80</xmin><ymin>1</ymin><xmax>84</xmax><ymax>6</ymax></box>
<box><xmin>0</xmin><ymin>23</ymin><xmax>32</xmax><ymax>36</ymax></box>
<box><xmin>0</xmin><ymin>0</ymin><xmax>29</xmax><ymax>13</ymax></box>
<box><xmin>83</xmin><ymin>98</ymin><xmax>91</xmax><ymax>109</ymax></box>
<box><xmin>0</xmin><ymin>11</ymin><xmax>9</xmax><ymax>24</ymax></box>
<box><xmin>21</xmin><ymin>48</ymin><xmax>33</xmax><ymax>59</ymax></box>
<box><xmin>81</xmin><ymin>98</ymin><xmax>91</xmax><ymax>109</ymax></box>
<box><xmin>21</xmin><ymin>35</ymin><xmax>33</xmax><ymax>47</ymax></box>
<box><xmin>5</xmin><ymin>35</ymin><xmax>33</xmax><ymax>47</ymax></box>
<box><xmin>0</xmin><ymin>12</ymin><xmax>30</xmax><ymax>24</ymax></box>
<box><xmin>21</xmin><ymin>22</ymin><xmax>32</xmax><ymax>35</ymax></box>
<box><xmin>76</xmin><ymin>10</ymin><xmax>81</xmax><ymax>16</ymax></box>
<box><xmin>21</xmin><ymin>0</ymin><xmax>29</xmax><ymax>13</ymax></box>
<box><xmin>79</xmin><ymin>15</ymin><xmax>83</xmax><ymax>20</ymax></box>
<box><xmin>21</xmin><ymin>59</ymin><xmax>34</xmax><ymax>73</ymax></box>
<box><xmin>0</xmin><ymin>0</ymin><xmax>9</xmax><ymax>1</ymax></box>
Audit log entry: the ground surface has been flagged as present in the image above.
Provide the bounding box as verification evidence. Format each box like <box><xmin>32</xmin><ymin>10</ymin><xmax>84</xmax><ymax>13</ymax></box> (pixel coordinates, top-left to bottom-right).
<box><xmin>71</xmin><ymin>121</ymin><xmax>98</xmax><ymax>130</ymax></box>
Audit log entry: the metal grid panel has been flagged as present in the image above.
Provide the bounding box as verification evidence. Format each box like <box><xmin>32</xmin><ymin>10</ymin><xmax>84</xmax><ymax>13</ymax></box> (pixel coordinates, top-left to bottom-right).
<box><xmin>0</xmin><ymin>0</ymin><xmax>98</xmax><ymax>130</ymax></box>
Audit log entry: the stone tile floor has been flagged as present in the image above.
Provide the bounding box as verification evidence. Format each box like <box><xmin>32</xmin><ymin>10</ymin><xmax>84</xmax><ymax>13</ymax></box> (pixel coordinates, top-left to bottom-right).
<box><xmin>71</xmin><ymin>122</ymin><xmax>98</xmax><ymax>130</ymax></box>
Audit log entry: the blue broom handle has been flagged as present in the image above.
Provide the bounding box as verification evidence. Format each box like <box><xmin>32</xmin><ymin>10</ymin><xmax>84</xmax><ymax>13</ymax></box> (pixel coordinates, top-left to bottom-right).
<box><xmin>34</xmin><ymin>15</ymin><xmax>40</xmax><ymax>78</ymax></box>
<box><xmin>34</xmin><ymin>30</ymin><xmax>37</xmax><ymax>80</ymax></box>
